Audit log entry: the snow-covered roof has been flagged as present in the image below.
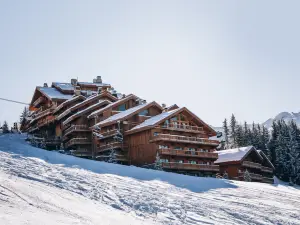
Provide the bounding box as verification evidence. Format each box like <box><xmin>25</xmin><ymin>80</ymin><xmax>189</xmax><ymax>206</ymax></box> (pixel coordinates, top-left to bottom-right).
<box><xmin>87</xmin><ymin>94</ymin><xmax>138</xmax><ymax>119</ymax></box>
<box><xmin>53</xmin><ymin>95</ymin><xmax>86</xmax><ymax>114</ymax></box>
<box><xmin>127</xmin><ymin>107</ymin><xmax>217</xmax><ymax>136</ymax></box>
<box><xmin>52</xmin><ymin>82</ymin><xmax>74</xmax><ymax>92</ymax></box>
<box><xmin>77</xmin><ymin>82</ymin><xmax>111</xmax><ymax>87</ymax></box>
<box><xmin>130</xmin><ymin>108</ymin><xmax>182</xmax><ymax>131</ymax></box>
<box><xmin>215</xmin><ymin>146</ymin><xmax>262</xmax><ymax>164</ymax></box>
<box><xmin>63</xmin><ymin>100</ymin><xmax>110</xmax><ymax>126</ymax></box>
<box><xmin>38</xmin><ymin>87</ymin><xmax>73</xmax><ymax>101</ymax></box>
<box><xmin>93</xmin><ymin>102</ymin><xmax>156</xmax><ymax>128</ymax></box>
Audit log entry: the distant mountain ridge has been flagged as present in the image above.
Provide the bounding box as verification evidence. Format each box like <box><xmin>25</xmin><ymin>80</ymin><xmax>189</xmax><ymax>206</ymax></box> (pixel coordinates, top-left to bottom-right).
<box><xmin>262</xmin><ymin>111</ymin><xmax>300</xmax><ymax>129</ymax></box>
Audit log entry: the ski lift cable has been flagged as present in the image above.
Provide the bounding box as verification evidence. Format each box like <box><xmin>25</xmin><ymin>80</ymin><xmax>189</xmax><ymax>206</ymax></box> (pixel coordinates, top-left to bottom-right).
<box><xmin>0</xmin><ymin>97</ymin><xmax>29</xmax><ymax>105</ymax></box>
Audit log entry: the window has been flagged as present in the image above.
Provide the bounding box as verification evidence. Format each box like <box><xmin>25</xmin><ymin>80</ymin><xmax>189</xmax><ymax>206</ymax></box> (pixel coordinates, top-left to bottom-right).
<box><xmin>174</xmin><ymin>146</ymin><xmax>183</xmax><ymax>150</ymax></box>
<box><xmin>139</xmin><ymin>109</ymin><xmax>149</xmax><ymax>116</ymax></box>
<box><xmin>160</xmin><ymin>159</ymin><xmax>169</xmax><ymax>163</ymax></box>
<box><xmin>170</xmin><ymin>116</ymin><xmax>177</xmax><ymax>122</ymax></box>
<box><xmin>180</xmin><ymin>114</ymin><xmax>186</xmax><ymax>121</ymax></box>
<box><xmin>188</xmin><ymin>148</ymin><xmax>195</xmax><ymax>151</ymax></box>
<box><xmin>118</xmin><ymin>104</ymin><xmax>126</xmax><ymax>111</ymax></box>
<box><xmin>189</xmin><ymin>161</ymin><xmax>197</xmax><ymax>164</ymax></box>
<box><xmin>176</xmin><ymin>160</ymin><xmax>183</xmax><ymax>163</ymax></box>
<box><xmin>159</xmin><ymin>145</ymin><xmax>168</xmax><ymax>149</ymax></box>
<box><xmin>153</xmin><ymin>132</ymin><xmax>159</xmax><ymax>136</ymax></box>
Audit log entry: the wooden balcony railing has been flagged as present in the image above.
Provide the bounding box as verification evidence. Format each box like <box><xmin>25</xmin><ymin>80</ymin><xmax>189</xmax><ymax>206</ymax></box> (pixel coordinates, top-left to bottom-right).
<box><xmin>95</xmin><ymin>155</ymin><xmax>128</xmax><ymax>162</ymax></box>
<box><xmin>33</xmin><ymin>96</ymin><xmax>45</xmax><ymax>107</ymax></box>
<box><xmin>99</xmin><ymin>129</ymin><xmax>118</xmax><ymax>139</ymax></box>
<box><xmin>151</xmin><ymin>134</ymin><xmax>219</xmax><ymax>146</ymax></box>
<box><xmin>65</xmin><ymin>138</ymin><xmax>91</xmax><ymax>148</ymax></box>
<box><xmin>161</xmin><ymin>162</ymin><xmax>219</xmax><ymax>172</ymax></box>
<box><xmin>96</xmin><ymin>142</ymin><xmax>128</xmax><ymax>153</ymax></box>
<box><xmin>262</xmin><ymin>177</ymin><xmax>274</xmax><ymax>184</ymax></box>
<box><xmin>261</xmin><ymin>166</ymin><xmax>273</xmax><ymax>173</ymax></box>
<box><xmin>159</xmin><ymin>149</ymin><xmax>218</xmax><ymax>159</ymax></box>
<box><xmin>242</xmin><ymin>161</ymin><xmax>262</xmax><ymax>170</ymax></box>
<box><xmin>159</xmin><ymin>124</ymin><xmax>205</xmax><ymax>133</ymax></box>
<box><xmin>64</xmin><ymin>125</ymin><xmax>90</xmax><ymax>137</ymax></box>
<box><xmin>70</xmin><ymin>149</ymin><xmax>92</xmax><ymax>157</ymax></box>
<box><xmin>239</xmin><ymin>172</ymin><xmax>263</xmax><ymax>180</ymax></box>
<box><xmin>37</xmin><ymin>117</ymin><xmax>55</xmax><ymax>128</ymax></box>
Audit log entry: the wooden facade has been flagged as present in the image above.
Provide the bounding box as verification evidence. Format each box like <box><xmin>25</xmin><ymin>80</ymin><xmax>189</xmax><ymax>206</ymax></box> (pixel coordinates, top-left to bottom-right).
<box><xmin>23</xmin><ymin>77</ymin><xmax>224</xmax><ymax>178</ymax></box>
<box><xmin>215</xmin><ymin>146</ymin><xmax>274</xmax><ymax>183</ymax></box>
<box><xmin>125</xmin><ymin>107</ymin><xmax>220</xmax><ymax>176</ymax></box>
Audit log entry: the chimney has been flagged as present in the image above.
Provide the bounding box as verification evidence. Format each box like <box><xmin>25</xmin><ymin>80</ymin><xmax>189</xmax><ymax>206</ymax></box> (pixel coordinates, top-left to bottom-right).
<box><xmin>93</xmin><ymin>76</ymin><xmax>102</xmax><ymax>84</ymax></box>
<box><xmin>74</xmin><ymin>86</ymin><xmax>81</xmax><ymax>96</ymax></box>
<box><xmin>43</xmin><ymin>83</ymin><xmax>48</xmax><ymax>87</ymax></box>
<box><xmin>71</xmin><ymin>79</ymin><xmax>77</xmax><ymax>86</ymax></box>
<box><xmin>122</xmin><ymin>94</ymin><xmax>126</xmax><ymax>99</ymax></box>
<box><xmin>162</xmin><ymin>103</ymin><xmax>166</xmax><ymax>108</ymax></box>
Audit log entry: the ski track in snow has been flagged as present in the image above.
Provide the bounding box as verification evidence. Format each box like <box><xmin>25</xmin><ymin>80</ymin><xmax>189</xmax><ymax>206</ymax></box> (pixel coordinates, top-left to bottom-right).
<box><xmin>0</xmin><ymin>134</ymin><xmax>300</xmax><ymax>225</ymax></box>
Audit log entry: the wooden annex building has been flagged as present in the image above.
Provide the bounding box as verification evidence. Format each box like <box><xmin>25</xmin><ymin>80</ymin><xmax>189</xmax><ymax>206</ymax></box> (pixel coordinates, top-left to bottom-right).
<box><xmin>21</xmin><ymin>76</ymin><xmax>273</xmax><ymax>182</ymax></box>
<box><xmin>215</xmin><ymin>146</ymin><xmax>275</xmax><ymax>183</ymax></box>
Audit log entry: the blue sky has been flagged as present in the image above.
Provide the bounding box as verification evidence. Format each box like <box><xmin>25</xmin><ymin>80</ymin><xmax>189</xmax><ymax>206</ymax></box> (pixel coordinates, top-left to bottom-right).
<box><xmin>0</xmin><ymin>0</ymin><xmax>300</xmax><ymax>127</ymax></box>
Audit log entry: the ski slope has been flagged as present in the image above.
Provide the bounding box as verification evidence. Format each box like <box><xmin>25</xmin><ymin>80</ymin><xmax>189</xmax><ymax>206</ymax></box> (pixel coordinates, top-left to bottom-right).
<box><xmin>0</xmin><ymin>134</ymin><xmax>299</xmax><ymax>225</ymax></box>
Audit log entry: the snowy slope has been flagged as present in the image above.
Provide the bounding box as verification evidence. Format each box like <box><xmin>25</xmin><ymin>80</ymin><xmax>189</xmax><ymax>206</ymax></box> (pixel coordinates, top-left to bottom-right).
<box><xmin>0</xmin><ymin>134</ymin><xmax>300</xmax><ymax>225</ymax></box>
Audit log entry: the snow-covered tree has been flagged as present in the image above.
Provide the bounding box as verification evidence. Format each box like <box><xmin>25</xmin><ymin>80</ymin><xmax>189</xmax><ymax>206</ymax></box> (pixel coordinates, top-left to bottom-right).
<box><xmin>223</xmin><ymin>118</ymin><xmax>230</xmax><ymax>149</ymax></box>
<box><xmin>2</xmin><ymin>121</ymin><xmax>9</xmax><ymax>133</ymax></box>
<box><xmin>154</xmin><ymin>152</ymin><xmax>162</xmax><ymax>170</ymax></box>
<box><xmin>236</xmin><ymin>125</ymin><xmax>245</xmax><ymax>147</ymax></box>
<box><xmin>243</xmin><ymin>170</ymin><xmax>251</xmax><ymax>182</ymax></box>
<box><xmin>20</xmin><ymin>107</ymin><xmax>29</xmax><ymax>124</ymax></box>
<box><xmin>230</xmin><ymin>114</ymin><xmax>237</xmax><ymax>147</ymax></box>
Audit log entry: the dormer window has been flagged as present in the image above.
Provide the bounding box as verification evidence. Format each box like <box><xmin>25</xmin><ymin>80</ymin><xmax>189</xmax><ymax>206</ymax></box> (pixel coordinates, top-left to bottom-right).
<box><xmin>139</xmin><ymin>109</ymin><xmax>149</xmax><ymax>116</ymax></box>
<box><xmin>118</xmin><ymin>104</ymin><xmax>126</xmax><ymax>111</ymax></box>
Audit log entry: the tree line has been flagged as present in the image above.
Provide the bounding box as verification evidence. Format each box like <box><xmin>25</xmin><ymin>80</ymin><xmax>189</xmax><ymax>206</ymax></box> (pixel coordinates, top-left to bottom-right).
<box><xmin>222</xmin><ymin>114</ymin><xmax>300</xmax><ymax>185</ymax></box>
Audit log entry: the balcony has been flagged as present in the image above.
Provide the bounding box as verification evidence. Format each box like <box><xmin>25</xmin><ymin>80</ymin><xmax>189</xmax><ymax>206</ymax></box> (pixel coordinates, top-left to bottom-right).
<box><xmin>262</xmin><ymin>177</ymin><xmax>274</xmax><ymax>184</ymax></box>
<box><xmin>159</xmin><ymin>149</ymin><xmax>218</xmax><ymax>159</ymax></box>
<box><xmin>64</xmin><ymin>125</ymin><xmax>90</xmax><ymax>137</ymax></box>
<box><xmin>238</xmin><ymin>172</ymin><xmax>263</xmax><ymax>181</ymax></box>
<box><xmin>95</xmin><ymin>155</ymin><xmax>128</xmax><ymax>162</ymax></box>
<box><xmin>33</xmin><ymin>96</ymin><xmax>45</xmax><ymax>107</ymax></box>
<box><xmin>242</xmin><ymin>161</ymin><xmax>262</xmax><ymax>170</ymax></box>
<box><xmin>159</xmin><ymin>124</ymin><xmax>205</xmax><ymax>133</ymax></box>
<box><xmin>161</xmin><ymin>162</ymin><xmax>219</xmax><ymax>172</ymax></box>
<box><xmin>151</xmin><ymin>134</ymin><xmax>219</xmax><ymax>146</ymax></box>
<box><xmin>98</xmin><ymin>129</ymin><xmax>119</xmax><ymax>139</ymax></box>
<box><xmin>70</xmin><ymin>149</ymin><xmax>92</xmax><ymax>157</ymax></box>
<box><xmin>65</xmin><ymin>138</ymin><xmax>91</xmax><ymax>148</ymax></box>
<box><xmin>261</xmin><ymin>166</ymin><xmax>273</xmax><ymax>173</ymax></box>
<box><xmin>96</xmin><ymin>142</ymin><xmax>128</xmax><ymax>153</ymax></box>
<box><xmin>37</xmin><ymin>117</ymin><xmax>55</xmax><ymax>128</ymax></box>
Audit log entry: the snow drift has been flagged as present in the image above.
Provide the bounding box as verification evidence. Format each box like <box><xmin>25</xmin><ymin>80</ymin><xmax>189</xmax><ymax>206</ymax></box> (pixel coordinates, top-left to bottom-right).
<box><xmin>0</xmin><ymin>134</ymin><xmax>299</xmax><ymax>225</ymax></box>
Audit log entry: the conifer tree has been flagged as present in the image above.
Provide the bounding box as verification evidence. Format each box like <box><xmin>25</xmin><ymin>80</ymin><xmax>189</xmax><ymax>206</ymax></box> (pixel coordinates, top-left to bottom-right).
<box><xmin>251</xmin><ymin>122</ymin><xmax>260</xmax><ymax>149</ymax></box>
<box><xmin>2</xmin><ymin>121</ymin><xmax>9</xmax><ymax>133</ymax></box>
<box><xmin>236</xmin><ymin>125</ymin><xmax>245</xmax><ymax>147</ymax></box>
<box><xmin>260</xmin><ymin>126</ymin><xmax>270</xmax><ymax>157</ymax></box>
<box><xmin>230</xmin><ymin>114</ymin><xmax>237</xmax><ymax>147</ymax></box>
<box><xmin>243</xmin><ymin>122</ymin><xmax>250</xmax><ymax>146</ymax></box>
<box><xmin>244</xmin><ymin>170</ymin><xmax>252</xmax><ymax>182</ymax></box>
<box><xmin>223</xmin><ymin>118</ymin><xmax>230</xmax><ymax>149</ymax></box>
<box><xmin>20</xmin><ymin>107</ymin><xmax>29</xmax><ymax>124</ymax></box>
<box><xmin>154</xmin><ymin>152</ymin><xmax>162</xmax><ymax>170</ymax></box>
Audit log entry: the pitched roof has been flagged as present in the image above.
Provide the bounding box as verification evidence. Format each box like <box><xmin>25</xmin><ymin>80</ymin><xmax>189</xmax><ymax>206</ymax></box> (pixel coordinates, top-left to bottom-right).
<box><xmin>87</xmin><ymin>94</ymin><xmax>138</xmax><ymax>119</ymax></box>
<box><xmin>215</xmin><ymin>146</ymin><xmax>263</xmax><ymax>164</ymax></box>
<box><xmin>126</xmin><ymin>107</ymin><xmax>217</xmax><ymax>136</ymax></box>
<box><xmin>38</xmin><ymin>87</ymin><xmax>73</xmax><ymax>101</ymax></box>
<box><xmin>77</xmin><ymin>82</ymin><xmax>111</xmax><ymax>87</ymax></box>
<box><xmin>93</xmin><ymin>101</ymin><xmax>162</xmax><ymax>128</ymax></box>
<box><xmin>56</xmin><ymin>94</ymin><xmax>103</xmax><ymax>121</ymax></box>
<box><xmin>53</xmin><ymin>95</ymin><xmax>86</xmax><ymax>114</ymax></box>
<box><xmin>63</xmin><ymin>100</ymin><xmax>110</xmax><ymax>126</ymax></box>
<box><xmin>257</xmin><ymin>150</ymin><xmax>275</xmax><ymax>169</ymax></box>
<box><xmin>129</xmin><ymin>108</ymin><xmax>182</xmax><ymax>131</ymax></box>
<box><xmin>52</xmin><ymin>82</ymin><xmax>74</xmax><ymax>92</ymax></box>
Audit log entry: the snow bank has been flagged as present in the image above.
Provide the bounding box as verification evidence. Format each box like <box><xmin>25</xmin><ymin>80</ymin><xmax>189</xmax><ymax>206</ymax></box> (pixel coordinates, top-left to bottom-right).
<box><xmin>0</xmin><ymin>134</ymin><xmax>299</xmax><ymax>225</ymax></box>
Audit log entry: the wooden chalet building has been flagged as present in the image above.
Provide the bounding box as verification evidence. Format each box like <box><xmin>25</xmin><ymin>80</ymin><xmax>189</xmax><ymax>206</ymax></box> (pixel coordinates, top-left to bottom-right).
<box><xmin>125</xmin><ymin>107</ymin><xmax>220</xmax><ymax>176</ymax></box>
<box><xmin>22</xmin><ymin>77</ymin><xmax>121</xmax><ymax>148</ymax></box>
<box><xmin>92</xmin><ymin>101</ymin><xmax>163</xmax><ymax>163</ymax></box>
<box><xmin>215</xmin><ymin>146</ymin><xmax>274</xmax><ymax>183</ymax></box>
